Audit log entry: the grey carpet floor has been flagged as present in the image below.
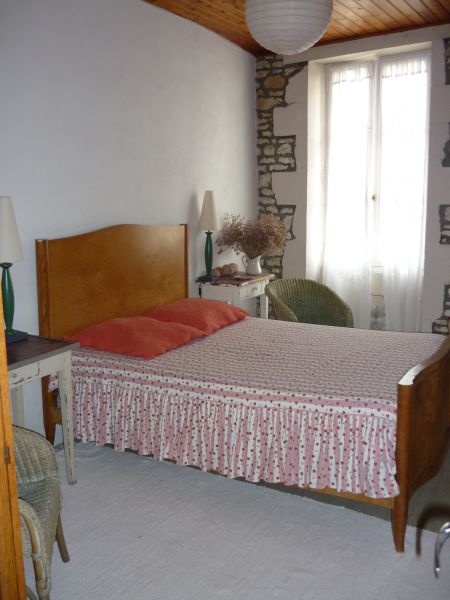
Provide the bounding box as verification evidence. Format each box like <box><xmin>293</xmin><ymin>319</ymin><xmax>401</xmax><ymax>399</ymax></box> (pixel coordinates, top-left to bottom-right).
<box><xmin>256</xmin><ymin>446</ymin><xmax>450</xmax><ymax>533</ymax></box>
<box><xmin>24</xmin><ymin>443</ymin><xmax>450</xmax><ymax>600</ymax></box>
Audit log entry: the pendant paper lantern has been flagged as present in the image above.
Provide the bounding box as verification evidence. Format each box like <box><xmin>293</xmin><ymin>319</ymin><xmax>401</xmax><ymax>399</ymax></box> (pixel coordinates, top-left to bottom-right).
<box><xmin>245</xmin><ymin>0</ymin><xmax>333</xmax><ymax>56</ymax></box>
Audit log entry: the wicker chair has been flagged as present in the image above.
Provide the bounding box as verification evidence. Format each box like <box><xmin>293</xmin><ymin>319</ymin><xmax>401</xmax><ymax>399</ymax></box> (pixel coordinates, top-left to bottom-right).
<box><xmin>13</xmin><ymin>425</ymin><xmax>70</xmax><ymax>600</ymax></box>
<box><xmin>265</xmin><ymin>278</ymin><xmax>354</xmax><ymax>327</ymax></box>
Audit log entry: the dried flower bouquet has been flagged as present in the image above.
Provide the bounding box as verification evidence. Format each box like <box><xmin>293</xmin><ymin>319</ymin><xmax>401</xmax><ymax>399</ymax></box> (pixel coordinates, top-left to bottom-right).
<box><xmin>216</xmin><ymin>213</ymin><xmax>287</xmax><ymax>259</ymax></box>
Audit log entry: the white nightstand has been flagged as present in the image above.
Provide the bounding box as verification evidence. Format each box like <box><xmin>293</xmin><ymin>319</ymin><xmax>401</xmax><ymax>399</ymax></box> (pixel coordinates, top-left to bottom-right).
<box><xmin>198</xmin><ymin>272</ymin><xmax>275</xmax><ymax>318</ymax></box>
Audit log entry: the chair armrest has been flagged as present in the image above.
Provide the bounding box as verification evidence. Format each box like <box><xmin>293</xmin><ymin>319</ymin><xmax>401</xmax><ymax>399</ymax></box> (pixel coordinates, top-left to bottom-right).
<box><xmin>13</xmin><ymin>426</ymin><xmax>58</xmax><ymax>486</ymax></box>
<box><xmin>343</xmin><ymin>306</ymin><xmax>354</xmax><ymax>327</ymax></box>
<box><xmin>18</xmin><ymin>498</ymin><xmax>54</xmax><ymax>588</ymax></box>
<box><xmin>269</xmin><ymin>297</ymin><xmax>299</xmax><ymax>322</ymax></box>
<box><xmin>18</xmin><ymin>498</ymin><xmax>47</xmax><ymax>556</ymax></box>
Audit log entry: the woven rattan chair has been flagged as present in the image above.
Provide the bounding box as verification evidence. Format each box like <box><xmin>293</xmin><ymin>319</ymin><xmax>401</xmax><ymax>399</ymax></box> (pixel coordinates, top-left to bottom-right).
<box><xmin>265</xmin><ymin>277</ymin><xmax>354</xmax><ymax>327</ymax></box>
<box><xmin>13</xmin><ymin>425</ymin><xmax>70</xmax><ymax>600</ymax></box>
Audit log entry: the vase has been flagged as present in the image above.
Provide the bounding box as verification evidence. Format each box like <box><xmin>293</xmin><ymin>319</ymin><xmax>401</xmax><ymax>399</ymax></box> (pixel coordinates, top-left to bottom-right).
<box><xmin>243</xmin><ymin>255</ymin><xmax>262</xmax><ymax>275</ymax></box>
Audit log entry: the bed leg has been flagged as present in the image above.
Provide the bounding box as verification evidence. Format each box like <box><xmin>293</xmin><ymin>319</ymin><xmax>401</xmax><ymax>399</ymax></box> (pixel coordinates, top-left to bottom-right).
<box><xmin>391</xmin><ymin>495</ymin><xmax>408</xmax><ymax>552</ymax></box>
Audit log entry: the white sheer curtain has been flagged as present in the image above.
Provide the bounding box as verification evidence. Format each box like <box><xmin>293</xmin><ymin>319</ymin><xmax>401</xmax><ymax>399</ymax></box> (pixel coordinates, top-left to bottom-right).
<box><xmin>378</xmin><ymin>54</ymin><xmax>430</xmax><ymax>332</ymax></box>
<box><xmin>322</xmin><ymin>64</ymin><xmax>372</xmax><ymax>329</ymax></box>
<box><xmin>316</xmin><ymin>52</ymin><xmax>430</xmax><ymax>332</ymax></box>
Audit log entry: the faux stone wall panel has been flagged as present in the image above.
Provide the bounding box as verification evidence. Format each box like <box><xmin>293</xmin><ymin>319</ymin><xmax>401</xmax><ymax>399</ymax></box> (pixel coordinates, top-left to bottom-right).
<box><xmin>256</xmin><ymin>55</ymin><xmax>306</xmax><ymax>278</ymax></box>
<box><xmin>432</xmin><ymin>283</ymin><xmax>450</xmax><ymax>334</ymax></box>
<box><xmin>439</xmin><ymin>204</ymin><xmax>450</xmax><ymax>243</ymax></box>
<box><xmin>445</xmin><ymin>38</ymin><xmax>450</xmax><ymax>85</ymax></box>
<box><xmin>442</xmin><ymin>123</ymin><xmax>450</xmax><ymax>167</ymax></box>
<box><xmin>422</xmin><ymin>39</ymin><xmax>450</xmax><ymax>332</ymax></box>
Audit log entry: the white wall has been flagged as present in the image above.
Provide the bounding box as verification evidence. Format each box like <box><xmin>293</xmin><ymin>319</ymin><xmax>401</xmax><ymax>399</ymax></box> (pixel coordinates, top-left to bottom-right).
<box><xmin>0</xmin><ymin>0</ymin><xmax>257</xmax><ymax>433</ymax></box>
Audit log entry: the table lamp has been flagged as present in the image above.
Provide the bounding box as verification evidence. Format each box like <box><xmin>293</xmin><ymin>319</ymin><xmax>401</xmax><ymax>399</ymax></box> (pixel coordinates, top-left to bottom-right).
<box><xmin>0</xmin><ymin>196</ymin><xmax>28</xmax><ymax>343</ymax></box>
<box><xmin>198</xmin><ymin>190</ymin><xmax>219</xmax><ymax>282</ymax></box>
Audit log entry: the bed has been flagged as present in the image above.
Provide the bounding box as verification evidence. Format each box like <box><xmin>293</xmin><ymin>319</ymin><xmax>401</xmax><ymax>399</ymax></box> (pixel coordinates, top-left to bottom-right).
<box><xmin>35</xmin><ymin>224</ymin><xmax>450</xmax><ymax>552</ymax></box>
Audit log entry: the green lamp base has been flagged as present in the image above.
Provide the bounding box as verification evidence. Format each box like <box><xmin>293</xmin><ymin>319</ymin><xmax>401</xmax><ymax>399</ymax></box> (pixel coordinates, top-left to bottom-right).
<box><xmin>204</xmin><ymin>231</ymin><xmax>213</xmax><ymax>278</ymax></box>
<box><xmin>1</xmin><ymin>262</ymin><xmax>28</xmax><ymax>344</ymax></box>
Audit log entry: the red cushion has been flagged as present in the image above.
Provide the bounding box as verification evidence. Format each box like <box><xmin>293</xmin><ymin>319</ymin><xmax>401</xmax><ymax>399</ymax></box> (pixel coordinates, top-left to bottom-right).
<box><xmin>67</xmin><ymin>316</ymin><xmax>205</xmax><ymax>359</ymax></box>
<box><xmin>145</xmin><ymin>298</ymin><xmax>249</xmax><ymax>334</ymax></box>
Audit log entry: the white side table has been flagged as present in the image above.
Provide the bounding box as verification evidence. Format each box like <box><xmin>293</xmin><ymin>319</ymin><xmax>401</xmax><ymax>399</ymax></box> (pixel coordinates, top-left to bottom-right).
<box><xmin>7</xmin><ymin>336</ymin><xmax>80</xmax><ymax>484</ymax></box>
<box><xmin>198</xmin><ymin>272</ymin><xmax>275</xmax><ymax>318</ymax></box>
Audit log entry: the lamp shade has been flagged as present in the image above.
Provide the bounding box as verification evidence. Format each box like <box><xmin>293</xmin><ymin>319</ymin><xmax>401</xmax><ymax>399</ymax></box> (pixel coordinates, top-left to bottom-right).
<box><xmin>245</xmin><ymin>0</ymin><xmax>333</xmax><ymax>56</ymax></box>
<box><xmin>0</xmin><ymin>196</ymin><xmax>24</xmax><ymax>263</ymax></box>
<box><xmin>199</xmin><ymin>191</ymin><xmax>219</xmax><ymax>232</ymax></box>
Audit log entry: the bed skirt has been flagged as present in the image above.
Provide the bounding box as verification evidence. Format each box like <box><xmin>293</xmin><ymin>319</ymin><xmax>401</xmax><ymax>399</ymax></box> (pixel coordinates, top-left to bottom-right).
<box><xmin>73</xmin><ymin>378</ymin><xmax>399</xmax><ymax>499</ymax></box>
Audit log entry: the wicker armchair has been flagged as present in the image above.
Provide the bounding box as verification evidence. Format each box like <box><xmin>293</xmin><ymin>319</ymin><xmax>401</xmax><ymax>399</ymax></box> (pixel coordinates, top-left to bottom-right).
<box><xmin>265</xmin><ymin>278</ymin><xmax>354</xmax><ymax>327</ymax></box>
<box><xmin>13</xmin><ymin>426</ymin><xmax>70</xmax><ymax>600</ymax></box>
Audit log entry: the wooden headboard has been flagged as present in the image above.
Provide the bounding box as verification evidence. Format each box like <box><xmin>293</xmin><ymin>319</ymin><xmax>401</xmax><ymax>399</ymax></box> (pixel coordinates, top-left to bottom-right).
<box><xmin>36</xmin><ymin>224</ymin><xmax>188</xmax><ymax>338</ymax></box>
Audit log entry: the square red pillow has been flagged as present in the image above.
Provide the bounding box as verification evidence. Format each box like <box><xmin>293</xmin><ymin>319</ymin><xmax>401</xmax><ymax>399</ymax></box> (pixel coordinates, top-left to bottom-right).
<box><xmin>67</xmin><ymin>316</ymin><xmax>205</xmax><ymax>359</ymax></box>
<box><xmin>145</xmin><ymin>298</ymin><xmax>249</xmax><ymax>334</ymax></box>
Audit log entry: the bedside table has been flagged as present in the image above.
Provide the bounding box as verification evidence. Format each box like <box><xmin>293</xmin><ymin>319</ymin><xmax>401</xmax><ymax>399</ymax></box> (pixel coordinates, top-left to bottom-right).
<box><xmin>198</xmin><ymin>272</ymin><xmax>275</xmax><ymax>318</ymax></box>
<box><xmin>7</xmin><ymin>335</ymin><xmax>80</xmax><ymax>484</ymax></box>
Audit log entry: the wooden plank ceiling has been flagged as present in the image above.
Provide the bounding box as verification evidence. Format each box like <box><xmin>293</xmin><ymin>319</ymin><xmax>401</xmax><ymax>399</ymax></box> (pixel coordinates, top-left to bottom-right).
<box><xmin>144</xmin><ymin>0</ymin><xmax>450</xmax><ymax>55</ymax></box>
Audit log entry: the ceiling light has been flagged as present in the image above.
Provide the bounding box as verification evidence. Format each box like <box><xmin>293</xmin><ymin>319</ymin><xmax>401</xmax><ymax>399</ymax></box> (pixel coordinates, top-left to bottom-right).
<box><xmin>245</xmin><ymin>0</ymin><xmax>333</xmax><ymax>56</ymax></box>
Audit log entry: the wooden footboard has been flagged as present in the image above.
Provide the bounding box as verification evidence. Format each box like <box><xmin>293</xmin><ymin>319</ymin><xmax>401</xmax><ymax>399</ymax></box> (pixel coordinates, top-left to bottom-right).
<box><xmin>393</xmin><ymin>334</ymin><xmax>450</xmax><ymax>551</ymax></box>
<box><xmin>300</xmin><ymin>333</ymin><xmax>450</xmax><ymax>553</ymax></box>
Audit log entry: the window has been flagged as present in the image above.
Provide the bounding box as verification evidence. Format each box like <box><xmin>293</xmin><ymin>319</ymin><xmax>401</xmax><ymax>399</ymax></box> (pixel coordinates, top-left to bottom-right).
<box><xmin>313</xmin><ymin>50</ymin><xmax>430</xmax><ymax>331</ymax></box>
